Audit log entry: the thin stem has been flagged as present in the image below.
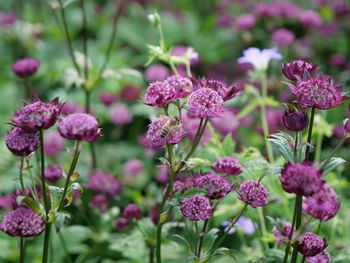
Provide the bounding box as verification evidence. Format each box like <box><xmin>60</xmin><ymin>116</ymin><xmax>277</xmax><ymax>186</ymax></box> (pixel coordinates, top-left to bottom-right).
<box><xmin>149</xmin><ymin>246</ymin><xmax>155</xmax><ymax>263</ymax></box>
<box><xmin>316</xmin><ymin>220</ymin><xmax>322</xmax><ymax>235</ymax></box>
<box><xmin>283</xmin><ymin>197</ymin><xmax>298</xmax><ymax>263</ymax></box>
<box><xmin>168</xmin><ymin>59</ymin><xmax>179</xmax><ymax>76</ymax></box>
<box><xmin>290</xmin><ymin>195</ymin><xmax>303</xmax><ymax>263</ymax></box>
<box><xmin>20</xmin><ymin>237</ymin><xmax>25</xmax><ymax>263</ymax></box>
<box><xmin>209</xmin><ymin>204</ymin><xmax>248</xmax><ymax>254</ymax></box>
<box><xmin>58</xmin><ymin>231</ymin><xmax>73</xmax><ymax>263</ymax></box>
<box><xmin>258</xmin><ymin>207</ymin><xmax>269</xmax><ymax>250</ymax></box>
<box><xmin>80</xmin><ymin>0</ymin><xmax>89</xmax><ymax>80</ymax></box>
<box><xmin>58</xmin><ymin>141</ymin><xmax>81</xmax><ymax>211</ymax></box>
<box><xmin>42</xmin><ymin>223</ymin><xmax>52</xmax><ymax>263</ymax></box>
<box><xmin>19</xmin><ymin>157</ymin><xmax>30</xmax><ymax>199</ymax></box>
<box><xmin>293</xmin><ymin>132</ymin><xmax>298</xmax><ymax>163</ymax></box>
<box><xmin>260</xmin><ymin>77</ymin><xmax>274</xmax><ymax>164</ymax></box>
<box><xmin>56</xmin><ymin>0</ymin><xmax>81</xmax><ymax>75</ymax></box>
<box><xmin>84</xmin><ymin>89</ymin><xmax>98</xmax><ymax>169</ymax></box>
<box><xmin>197</xmin><ymin>219</ymin><xmax>209</xmax><ymax>258</ymax></box>
<box><xmin>305</xmin><ymin>108</ymin><xmax>315</xmax><ymax>160</ymax></box>
<box><xmin>98</xmin><ymin>0</ymin><xmax>126</xmax><ymax>78</ymax></box>
<box><xmin>185</xmin><ymin>62</ymin><xmax>192</xmax><ymax>78</ymax></box>
<box><xmin>39</xmin><ymin>131</ymin><xmax>50</xmax><ymax>214</ymax></box>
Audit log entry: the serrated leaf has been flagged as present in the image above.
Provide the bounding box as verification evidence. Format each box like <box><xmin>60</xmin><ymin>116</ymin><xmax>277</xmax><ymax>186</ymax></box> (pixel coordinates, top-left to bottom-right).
<box><xmin>319</xmin><ymin>157</ymin><xmax>347</xmax><ymax>175</ymax></box>
<box><xmin>222</xmin><ymin>134</ymin><xmax>235</xmax><ymax>156</ymax></box>
<box><xmin>268</xmin><ymin>133</ymin><xmax>294</xmax><ymax>163</ymax></box>
<box><xmin>258</xmin><ymin>167</ymin><xmax>282</xmax><ymax>182</ymax></box>
<box><xmin>168</xmin><ymin>234</ymin><xmax>191</xmax><ymax>251</ymax></box>
<box><xmin>54</xmin><ymin>211</ymin><xmax>70</xmax><ymax>233</ymax></box>
<box><xmin>49</xmin><ymin>186</ymin><xmax>64</xmax><ymax>211</ymax></box>
<box><xmin>181</xmin><ymin>188</ymin><xmax>207</xmax><ymax>199</ymax></box>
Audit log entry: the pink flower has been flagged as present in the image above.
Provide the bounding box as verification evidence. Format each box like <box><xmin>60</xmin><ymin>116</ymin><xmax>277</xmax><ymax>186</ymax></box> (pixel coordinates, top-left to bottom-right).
<box><xmin>235</xmin><ymin>14</ymin><xmax>256</xmax><ymax>30</ymax></box>
<box><xmin>12</xmin><ymin>58</ymin><xmax>40</xmax><ymax>78</ymax></box>
<box><xmin>109</xmin><ymin>103</ymin><xmax>133</xmax><ymax>125</ymax></box>
<box><xmin>212</xmin><ymin>157</ymin><xmax>242</xmax><ymax>176</ymax></box>
<box><xmin>188</xmin><ymin>88</ymin><xmax>224</xmax><ymax>118</ymax></box>
<box><xmin>238</xmin><ymin>181</ymin><xmax>269</xmax><ymax>208</ymax></box>
<box><xmin>6</xmin><ymin>128</ymin><xmax>39</xmax><ymax>156</ymax></box>
<box><xmin>194</xmin><ymin>173</ymin><xmax>232</xmax><ymax>199</ymax></box>
<box><xmin>180</xmin><ymin>195</ymin><xmax>212</xmax><ymax>221</ymax></box>
<box><xmin>123</xmin><ymin>204</ymin><xmax>142</xmax><ymax>219</ymax></box>
<box><xmin>298</xmin><ymin>232</ymin><xmax>327</xmax><ymax>257</ymax></box>
<box><xmin>271</xmin><ymin>29</ymin><xmax>295</xmax><ymax>46</ymax></box>
<box><xmin>145</xmin><ymin>64</ymin><xmax>170</xmax><ymax>82</ymax></box>
<box><xmin>144</xmin><ymin>81</ymin><xmax>176</xmax><ymax>108</ymax></box>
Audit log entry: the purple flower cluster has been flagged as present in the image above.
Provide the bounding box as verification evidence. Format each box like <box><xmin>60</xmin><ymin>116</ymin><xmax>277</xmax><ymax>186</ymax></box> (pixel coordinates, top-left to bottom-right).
<box><xmin>123</xmin><ymin>159</ymin><xmax>144</xmax><ymax>176</ymax></box>
<box><xmin>271</xmin><ymin>28</ymin><xmax>295</xmax><ymax>46</ymax></box>
<box><xmin>307</xmin><ymin>251</ymin><xmax>331</xmax><ymax>263</ymax></box>
<box><xmin>123</xmin><ymin>204</ymin><xmax>142</xmax><ymax>219</ymax></box>
<box><xmin>11</xmin><ymin>98</ymin><xmax>62</xmax><ymax>132</ymax></box>
<box><xmin>194</xmin><ymin>173</ymin><xmax>232</xmax><ymax>199</ymax></box>
<box><xmin>145</xmin><ymin>116</ymin><xmax>185</xmax><ymax>147</ymax></box>
<box><xmin>109</xmin><ymin>103</ymin><xmax>133</xmax><ymax>125</ymax></box>
<box><xmin>45</xmin><ymin>166</ymin><xmax>62</xmax><ymax>183</ymax></box>
<box><xmin>44</xmin><ymin>131</ymin><xmax>65</xmax><ymax>156</ymax></box>
<box><xmin>280</xmin><ymin>162</ymin><xmax>324</xmax><ymax>197</ymax></box>
<box><xmin>272</xmin><ymin>222</ymin><xmax>294</xmax><ymax>243</ymax></box>
<box><xmin>6</xmin><ymin>127</ymin><xmax>40</xmax><ymax>156</ymax></box>
<box><xmin>282</xmin><ymin>60</ymin><xmax>318</xmax><ymax>81</ymax></box>
<box><xmin>238</xmin><ymin>181</ymin><xmax>269</xmax><ymax>208</ymax></box>
<box><xmin>188</xmin><ymin>88</ymin><xmax>224</xmax><ymax>118</ymax></box>
<box><xmin>212</xmin><ymin>157</ymin><xmax>242</xmax><ymax>176</ymax></box>
<box><xmin>194</xmin><ymin>78</ymin><xmax>241</xmax><ymax>102</ymax></box>
<box><xmin>180</xmin><ymin>195</ymin><xmax>212</xmax><ymax>221</ymax></box>
<box><xmin>298</xmin><ymin>232</ymin><xmax>327</xmax><ymax>257</ymax></box>
<box><xmin>303</xmin><ymin>185</ymin><xmax>340</xmax><ymax>221</ymax></box>
<box><xmin>86</xmin><ymin>171</ymin><xmax>121</xmax><ymax>198</ymax></box>
<box><xmin>11</xmin><ymin>58</ymin><xmax>40</xmax><ymax>78</ymax></box>
<box><xmin>59</xmin><ymin>113</ymin><xmax>102</xmax><ymax>142</ymax></box>
<box><xmin>0</xmin><ymin>207</ymin><xmax>45</xmax><ymax>237</ymax></box>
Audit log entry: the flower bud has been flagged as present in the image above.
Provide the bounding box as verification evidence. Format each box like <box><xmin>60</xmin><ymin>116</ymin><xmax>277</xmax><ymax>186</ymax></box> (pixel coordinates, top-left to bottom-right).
<box><xmin>344</xmin><ymin>118</ymin><xmax>350</xmax><ymax>134</ymax></box>
<box><xmin>283</xmin><ymin>109</ymin><xmax>309</xmax><ymax>131</ymax></box>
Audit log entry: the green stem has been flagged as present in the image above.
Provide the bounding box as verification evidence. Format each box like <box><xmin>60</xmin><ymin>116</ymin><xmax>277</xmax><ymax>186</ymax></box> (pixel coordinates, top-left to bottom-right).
<box><xmin>293</xmin><ymin>132</ymin><xmax>298</xmax><ymax>163</ymax></box>
<box><xmin>84</xmin><ymin>89</ymin><xmax>97</xmax><ymax>169</ymax></box>
<box><xmin>316</xmin><ymin>220</ymin><xmax>322</xmax><ymax>235</ymax></box>
<box><xmin>283</xmin><ymin>197</ymin><xmax>298</xmax><ymax>263</ymax></box>
<box><xmin>80</xmin><ymin>0</ymin><xmax>89</xmax><ymax>80</ymax></box>
<box><xmin>168</xmin><ymin>59</ymin><xmax>179</xmax><ymax>76</ymax></box>
<box><xmin>258</xmin><ymin>207</ymin><xmax>269</xmax><ymax>250</ymax></box>
<box><xmin>42</xmin><ymin>223</ymin><xmax>52</xmax><ymax>263</ymax></box>
<box><xmin>261</xmin><ymin>77</ymin><xmax>274</xmax><ymax>164</ymax></box>
<box><xmin>58</xmin><ymin>141</ymin><xmax>81</xmax><ymax>211</ymax></box>
<box><xmin>185</xmin><ymin>62</ymin><xmax>192</xmax><ymax>78</ymax></box>
<box><xmin>149</xmin><ymin>246</ymin><xmax>155</xmax><ymax>263</ymax></box>
<box><xmin>290</xmin><ymin>195</ymin><xmax>303</xmax><ymax>263</ymax></box>
<box><xmin>209</xmin><ymin>204</ymin><xmax>248</xmax><ymax>254</ymax></box>
<box><xmin>20</xmin><ymin>237</ymin><xmax>25</xmax><ymax>263</ymax></box>
<box><xmin>305</xmin><ymin>108</ymin><xmax>315</xmax><ymax>160</ymax></box>
<box><xmin>19</xmin><ymin>157</ymin><xmax>30</xmax><ymax>199</ymax></box>
<box><xmin>56</xmin><ymin>0</ymin><xmax>81</xmax><ymax>75</ymax></box>
<box><xmin>197</xmin><ymin>219</ymin><xmax>209</xmax><ymax>258</ymax></box>
<box><xmin>98</xmin><ymin>0</ymin><xmax>126</xmax><ymax>78</ymax></box>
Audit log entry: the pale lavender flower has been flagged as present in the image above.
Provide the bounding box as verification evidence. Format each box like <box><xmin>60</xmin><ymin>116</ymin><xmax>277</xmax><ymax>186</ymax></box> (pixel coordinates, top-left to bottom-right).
<box><xmin>238</xmin><ymin>47</ymin><xmax>282</xmax><ymax>70</ymax></box>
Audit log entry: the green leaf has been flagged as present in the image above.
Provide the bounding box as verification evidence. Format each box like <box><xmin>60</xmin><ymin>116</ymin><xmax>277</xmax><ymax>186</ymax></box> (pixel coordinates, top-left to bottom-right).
<box><xmin>258</xmin><ymin>167</ymin><xmax>282</xmax><ymax>182</ymax></box>
<box><xmin>168</xmin><ymin>234</ymin><xmax>191</xmax><ymax>251</ymax></box>
<box><xmin>181</xmin><ymin>188</ymin><xmax>207</xmax><ymax>199</ymax></box>
<box><xmin>49</xmin><ymin>186</ymin><xmax>64</xmax><ymax>211</ymax></box>
<box><xmin>263</xmin><ymin>249</ymin><xmax>285</xmax><ymax>263</ymax></box>
<box><xmin>222</xmin><ymin>134</ymin><xmax>235</xmax><ymax>156</ymax></box>
<box><xmin>319</xmin><ymin>157</ymin><xmax>347</xmax><ymax>175</ymax></box>
<box><xmin>54</xmin><ymin>211</ymin><xmax>70</xmax><ymax>233</ymax></box>
<box><xmin>16</xmin><ymin>196</ymin><xmax>43</xmax><ymax>216</ymax></box>
<box><xmin>268</xmin><ymin>133</ymin><xmax>294</xmax><ymax>163</ymax></box>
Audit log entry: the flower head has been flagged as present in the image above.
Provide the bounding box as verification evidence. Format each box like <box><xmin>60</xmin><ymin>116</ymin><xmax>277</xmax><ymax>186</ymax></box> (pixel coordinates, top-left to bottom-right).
<box><xmin>121</xmin><ymin>85</ymin><xmax>142</xmax><ymax>102</ymax></box>
<box><xmin>271</xmin><ymin>29</ymin><xmax>295</xmax><ymax>46</ymax></box>
<box><xmin>145</xmin><ymin>64</ymin><xmax>170</xmax><ymax>82</ymax></box>
<box><xmin>109</xmin><ymin>103</ymin><xmax>133</xmax><ymax>125</ymax></box>
<box><xmin>298</xmin><ymin>11</ymin><xmax>323</xmax><ymax>28</ymax></box>
<box><xmin>238</xmin><ymin>181</ymin><xmax>269</xmax><ymax>208</ymax></box>
<box><xmin>99</xmin><ymin>92</ymin><xmax>118</xmax><ymax>106</ymax></box>
<box><xmin>123</xmin><ymin>159</ymin><xmax>144</xmax><ymax>176</ymax></box>
<box><xmin>273</xmin><ymin>222</ymin><xmax>294</xmax><ymax>243</ymax></box>
<box><xmin>123</xmin><ymin>204</ymin><xmax>142</xmax><ymax>219</ymax></box>
<box><xmin>210</xmin><ymin>109</ymin><xmax>240</xmax><ymax>136</ymax></box>
<box><xmin>282</xmin><ymin>60</ymin><xmax>319</xmax><ymax>81</ymax></box>
<box><xmin>165</xmin><ymin>75</ymin><xmax>193</xmax><ymax>99</ymax></box>
<box><xmin>287</xmin><ymin>74</ymin><xmax>347</xmax><ymax>110</ymax></box>
<box><xmin>6</xmin><ymin>127</ymin><xmax>40</xmax><ymax>156</ymax></box>
<box><xmin>195</xmin><ymin>173</ymin><xmax>232</xmax><ymax>199</ymax></box>
<box><xmin>235</xmin><ymin>14</ymin><xmax>256</xmax><ymax>30</ymax></box>
<box><xmin>145</xmin><ymin>116</ymin><xmax>185</xmax><ymax>147</ymax></box>
<box><xmin>115</xmin><ymin>218</ymin><xmax>129</xmax><ymax>230</ymax></box>
<box><xmin>298</xmin><ymin>232</ymin><xmax>327</xmax><ymax>257</ymax></box>
<box><xmin>187</xmin><ymin>88</ymin><xmax>224</xmax><ymax>118</ymax></box>
<box><xmin>194</xmin><ymin>78</ymin><xmax>241</xmax><ymax>102</ymax></box>
<box><xmin>180</xmin><ymin>195</ymin><xmax>212</xmax><ymax>221</ymax></box>
<box><xmin>238</xmin><ymin>47</ymin><xmax>282</xmax><ymax>70</ymax></box>
<box><xmin>283</xmin><ymin>108</ymin><xmax>309</xmax><ymax>131</ymax></box>
<box><xmin>303</xmin><ymin>185</ymin><xmax>340</xmax><ymax>221</ymax></box>
<box><xmin>212</xmin><ymin>157</ymin><xmax>242</xmax><ymax>176</ymax></box>
<box><xmin>59</xmin><ymin>113</ymin><xmax>102</xmax><ymax>142</ymax></box>
<box><xmin>307</xmin><ymin>251</ymin><xmax>331</xmax><ymax>263</ymax></box>
<box><xmin>280</xmin><ymin>162</ymin><xmax>324</xmax><ymax>196</ymax></box>
<box><xmin>45</xmin><ymin>166</ymin><xmax>62</xmax><ymax>183</ymax></box>
<box><xmin>44</xmin><ymin>131</ymin><xmax>65</xmax><ymax>156</ymax></box>
<box><xmin>12</xmin><ymin>58</ymin><xmax>40</xmax><ymax>78</ymax></box>
<box><xmin>11</xmin><ymin>98</ymin><xmax>62</xmax><ymax>132</ymax></box>
<box><xmin>86</xmin><ymin>171</ymin><xmax>121</xmax><ymax>198</ymax></box>
<box><xmin>144</xmin><ymin>81</ymin><xmax>176</xmax><ymax>108</ymax></box>
<box><xmin>0</xmin><ymin>207</ymin><xmax>44</xmax><ymax>237</ymax></box>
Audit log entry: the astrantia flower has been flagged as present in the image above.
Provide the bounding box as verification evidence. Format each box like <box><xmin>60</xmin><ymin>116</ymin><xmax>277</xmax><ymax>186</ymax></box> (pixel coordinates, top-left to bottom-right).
<box><xmin>59</xmin><ymin>113</ymin><xmax>102</xmax><ymax>142</ymax></box>
<box><xmin>298</xmin><ymin>232</ymin><xmax>327</xmax><ymax>257</ymax></box>
<box><xmin>287</xmin><ymin>74</ymin><xmax>347</xmax><ymax>110</ymax></box>
<box><xmin>61</xmin><ymin>102</ymin><xmax>85</xmax><ymax>115</ymax></box>
<box><xmin>11</xmin><ymin>58</ymin><xmax>40</xmax><ymax>78</ymax></box>
<box><xmin>145</xmin><ymin>64</ymin><xmax>170</xmax><ymax>82</ymax></box>
<box><xmin>273</xmin><ymin>222</ymin><xmax>294</xmax><ymax>243</ymax></box>
<box><xmin>115</xmin><ymin>218</ymin><xmax>129</xmax><ymax>230</ymax></box>
<box><xmin>298</xmin><ymin>10</ymin><xmax>322</xmax><ymax>28</ymax></box>
<box><xmin>238</xmin><ymin>181</ymin><xmax>269</xmax><ymax>208</ymax></box>
<box><xmin>90</xmin><ymin>194</ymin><xmax>109</xmax><ymax>212</ymax></box>
<box><xmin>164</xmin><ymin>75</ymin><xmax>193</xmax><ymax>99</ymax></box>
<box><xmin>282</xmin><ymin>109</ymin><xmax>309</xmax><ymax>131</ymax></box>
<box><xmin>303</xmin><ymin>185</ymin><xmax>340</xmax><ymax>221</ymax></box>
<box><xmin>11</xmin><ymin>98</ymin><xmax>62</xmax><ymax>132</ymax></box>
<box><xmin>195</xmin><ymin>173</ymin><xmax>232</xmax><ymax>199</ymax></box>
<box><xmin>280</xmin><ymin>162</ymin><xmax>324</xmax><ymax>196</ymax></box>
<box><xmin>86</xmin><ymin>171</ymin><xmax>121</xmax><ymax>198</ymax></box>
<box><xmin>44</xmin><ymin>131</ymin><xmax>65</xmax><ymax>156</ymax></box>
<box><xmin>6</xmin><ymin>127</ymin><xmax>39</xmax><ymax>156</ymax></box>
<box><xmin>123</xmin><ymin>159</ymin><xmax>144</xmax><ymax>176</ymax></box>
<box><xmin>238</xmin><ymin>47</ymin><xmax>282</xmax><ymax>70</ymax></box>
<box><xmin>212</xmin><ymin>157</ymin><xmax>242</xmax><ymax>176</ymax></box>
<box><xmin>121</xmin><ymin>85</ymin><xmax>141</xmax><ymax>102</ymax></box>
<box><xmin>143</xmin><ymin>81</ymin><xmax>176</xmax><ymax>107</ymax></box>
<box><xmin>0</xmin><ymin>207</ymin><xmax>44</xmax><ymax>237</ymax></box>
<box><xmin>307</xmin><ymin>251</ymin><xmax>331</xmax><ymax>263</ymax></box>
<box><xmin>271</xmin><ymin>29</ymin><xmax>295</xmax><ymax>46</ymax></box>
<box><xmin>210</xmin><ymin>110</ymin><xmax>240</xmax><ymax>136</ymax></box>
<box><xmin>109</xmin><ymin>103</ymin><xmax>133</xmax><ymax>125</ymax></box>
<box><xmin>282</xmin><ymin>60</ymin><xmax>318</xmax><ymax>81</ymax></box>
<box><xmin>145</xmin><ymin>116</ymin><xmax>185</xmax><ymax>147</ymax></box>
<box><xmin>45</xmin><ymin>166</ymin><xmax>62</xmax><ymax>183</ymax></box>
<box><xmin>99</xmin><ymin>92</ymin><xmax>118</xmax><ymax>106</ymax></box>
<box><xmin>194</xmin><ymin>78</ymin><xmax>241</xmax><ymax>102</ymax></box>
<box><xmin>235</xmin><ymin>14</ymin><xmax>256</xmax><ymax>30</ymax></box>
<box><xmin>187</xmin><ymin>88</ymin><xmax>224</xmax><ymax>118</ymax></box>
<box><xmin>123</xmin><ymin>204</ymin><xmax>142</xmax><ymax>219</ymax></box>
<box><xmin>180</xmin><ymin>195</ymin><xmax>212</xmax><ymax>221</ymax></box>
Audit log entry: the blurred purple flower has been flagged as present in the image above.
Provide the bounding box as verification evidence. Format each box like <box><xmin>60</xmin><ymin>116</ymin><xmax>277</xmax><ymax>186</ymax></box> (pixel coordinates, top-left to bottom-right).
<box><xmin>109</xmin><ymin>103</ymin><xmax>133</xmax><ymax>125</ymax></box>
<box><xmin>271</xmin><ymin>29</ymin><xmax>295</xmax><ymax>46</ymax></box>
<box><xmin>145</xmin><ymin>64</ymin><xmax>170</xmax><ymax>82</ymax></box>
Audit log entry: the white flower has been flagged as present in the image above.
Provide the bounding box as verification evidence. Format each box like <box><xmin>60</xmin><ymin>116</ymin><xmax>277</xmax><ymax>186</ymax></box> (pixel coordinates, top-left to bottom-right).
<box><xmin>238</xmin><ymin>47</ymin><xmax>282</xmax><ymax>70</ymax></box>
